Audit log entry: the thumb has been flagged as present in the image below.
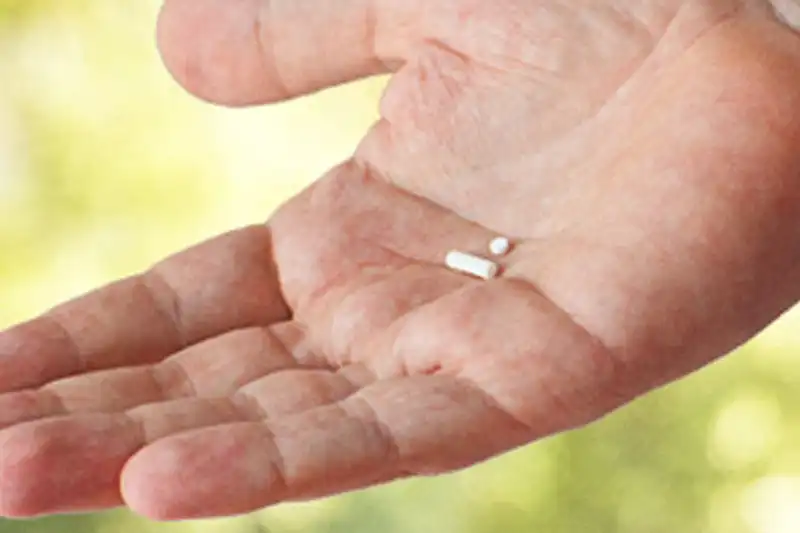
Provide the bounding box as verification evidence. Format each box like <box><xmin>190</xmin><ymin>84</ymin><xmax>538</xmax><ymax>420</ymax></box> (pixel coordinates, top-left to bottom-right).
<box><xmin>157</xmin><ymin>0</ymin><xmax>407</xmax><ymax>107</ymax></box>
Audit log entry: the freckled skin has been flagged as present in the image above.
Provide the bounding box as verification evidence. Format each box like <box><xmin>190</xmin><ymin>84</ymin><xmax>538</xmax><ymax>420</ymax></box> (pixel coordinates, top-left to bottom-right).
<box><xmin>1</xmin><ymin>0</ymin><xmax>800</xmax><ymax>521</ymax></box>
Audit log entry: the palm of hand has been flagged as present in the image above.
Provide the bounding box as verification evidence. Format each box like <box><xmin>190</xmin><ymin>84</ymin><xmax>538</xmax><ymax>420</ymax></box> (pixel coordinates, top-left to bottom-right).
<box><xmin>2</xmin><ymin>0</ymin><xmax>799</xmax><ymax>521</ymax></box>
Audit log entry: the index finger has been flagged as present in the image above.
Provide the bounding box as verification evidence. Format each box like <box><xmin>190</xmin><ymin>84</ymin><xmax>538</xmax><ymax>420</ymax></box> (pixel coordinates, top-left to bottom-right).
<box><xmin>0</xmin><ymin>225</ymin><xmax>288</xmax><ymax>392</ymax></box>
<box><xmin>120</xmin><ymin>375</ymin><xmax>533</xmax><ymax>520</ymax></box>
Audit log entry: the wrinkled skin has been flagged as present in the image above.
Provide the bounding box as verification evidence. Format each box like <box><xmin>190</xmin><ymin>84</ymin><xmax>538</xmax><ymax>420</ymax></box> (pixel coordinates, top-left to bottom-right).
<box><xmin>1</xmin><ymin>0</ymin><xmax>800</xmax><ymax>521</ymax></box>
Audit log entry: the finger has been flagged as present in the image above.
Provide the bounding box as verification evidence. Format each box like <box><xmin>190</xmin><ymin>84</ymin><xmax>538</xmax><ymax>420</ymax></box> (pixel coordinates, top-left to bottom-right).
<box><xmin>0</xmin><ymin>415</ymin><xmax>139</xmax><ymax>517</ymax></box>
<box><xmin>0</xmin><ymin>225</ymin><xmax>288</xmax><ymax>393</ymax></box>
<box><xmin>120</xmin><ymin>375</ymin><xmax>532</xmax><ymax>520</ymax></box>
<box><xmin>0</xmin><ymin>323</ymin><xmax>313</xmax><ymax>427</ymax></box>
<box><xmin>0</xmin><ymin>366</ymin><xmax>368</xmax><ymax>518</ymax></box>
<box><xmin>157</xmin><ymin>0</ymin><xmax>408</xmax><ymax>106</ymax></box>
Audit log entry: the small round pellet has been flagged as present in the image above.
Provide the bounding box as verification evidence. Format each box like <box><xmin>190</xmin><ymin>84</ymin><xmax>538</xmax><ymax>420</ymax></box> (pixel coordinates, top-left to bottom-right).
<box><xmin>489</xmin><ymin>237</ymin><xmax>511</xmax><ymax>256</ymax></box>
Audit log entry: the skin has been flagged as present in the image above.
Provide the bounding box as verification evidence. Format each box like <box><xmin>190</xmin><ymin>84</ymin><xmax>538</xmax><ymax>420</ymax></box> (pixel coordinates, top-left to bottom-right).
<box><xmin>0</xmin><ymin>0</ymin><xmax>799</xmax><ymax>521</ymax></box>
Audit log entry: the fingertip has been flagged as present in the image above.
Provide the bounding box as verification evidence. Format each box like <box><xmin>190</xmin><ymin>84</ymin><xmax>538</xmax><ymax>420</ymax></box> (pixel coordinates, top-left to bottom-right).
<box><xmin>121</xmin><ymin>444</ymin><xmax>217</xmax><ymax>521</ymax></box>
<box><xmin>157</xmin><ymin>0</ymin><xmax>283</xmax><ymax>107</ymax></box>
<box><xmin>157</xmin><ymin>0</ymin><xmax>399</xmax><ymax>107</ymax></box>
<box><xmin>0</xmin><ymin>417</ymin><xmax>130</xmax><ymax>517</ymax></box>
<box><xmin>0</xmin><ymin>428</ymin><xmax>43</xmax><ymax>518</ymax></box>
<box><xmin>120</xmin><ymin>451</ymin><xmax>178</xmax><ymax>521</ymax></box>
<box><xmin>121</xmin><ymin>425</ymin><xmax>279</xmax><ymax>520</ymax></box>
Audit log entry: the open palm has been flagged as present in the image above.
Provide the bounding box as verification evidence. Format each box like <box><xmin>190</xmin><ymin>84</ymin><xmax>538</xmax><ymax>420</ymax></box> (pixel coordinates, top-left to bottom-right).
<box><xmin>2</xmin><ymin>0</ymin><xmax>800</xmax><ymax>520</ymax></box>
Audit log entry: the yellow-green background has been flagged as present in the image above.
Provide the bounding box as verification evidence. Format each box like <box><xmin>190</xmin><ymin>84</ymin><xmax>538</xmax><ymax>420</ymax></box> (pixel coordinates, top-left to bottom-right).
<box><xmin>2</xmin><ymin>1</ymin><xmax>800</xmax><ymax>532</ymax></box>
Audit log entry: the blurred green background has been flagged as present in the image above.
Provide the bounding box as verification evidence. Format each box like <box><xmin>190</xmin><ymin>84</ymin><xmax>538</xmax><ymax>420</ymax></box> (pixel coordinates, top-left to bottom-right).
<box><xmin>2</xmin><ymin>1</ymin><xmax>800</xmax><ymax>532</ymax></box>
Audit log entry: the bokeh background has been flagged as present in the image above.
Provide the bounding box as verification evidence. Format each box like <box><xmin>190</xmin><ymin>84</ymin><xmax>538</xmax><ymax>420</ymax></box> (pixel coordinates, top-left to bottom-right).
<box><xmin>2</xmin><ymin>1</ymin><xmax>800</xmax><ymax>532</ymax></box>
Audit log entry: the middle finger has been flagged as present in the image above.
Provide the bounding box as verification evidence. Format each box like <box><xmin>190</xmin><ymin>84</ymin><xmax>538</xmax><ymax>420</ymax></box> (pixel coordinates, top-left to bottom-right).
<box><xmin>0</xmin><ymin>322</ymin><xmax>323</xmax><ymax>428</ymax></box>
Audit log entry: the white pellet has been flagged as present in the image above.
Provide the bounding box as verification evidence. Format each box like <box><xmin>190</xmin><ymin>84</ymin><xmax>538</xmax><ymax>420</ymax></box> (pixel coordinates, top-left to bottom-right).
<box><xmin>445</xmin><ymin>250</ymin><xmax>499</xmax><ymax>280</ymax></box>
<box><xmin>489</xmin><ymin>236</ymin><xmax>511</xmax><ymax>256</ymax></box>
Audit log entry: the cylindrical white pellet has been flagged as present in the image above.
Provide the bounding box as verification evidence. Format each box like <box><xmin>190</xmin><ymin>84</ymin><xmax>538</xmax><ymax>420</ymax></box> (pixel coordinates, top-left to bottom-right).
<box><xmin>489</xmin><ymin>236</ymin><xmax>511</xmax><ymax>256</ymax></box>
<box><xmin>445</xmin><ymin>250</ymin><xmax>499</xmax><ymax>280</ymax></box>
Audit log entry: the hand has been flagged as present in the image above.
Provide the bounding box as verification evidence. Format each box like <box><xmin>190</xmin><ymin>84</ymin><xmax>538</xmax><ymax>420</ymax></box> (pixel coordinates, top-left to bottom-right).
<box><xmin>2</xmin><ymin>0</ymin><xmax>800</xmax><ymax>521</ymax></box>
